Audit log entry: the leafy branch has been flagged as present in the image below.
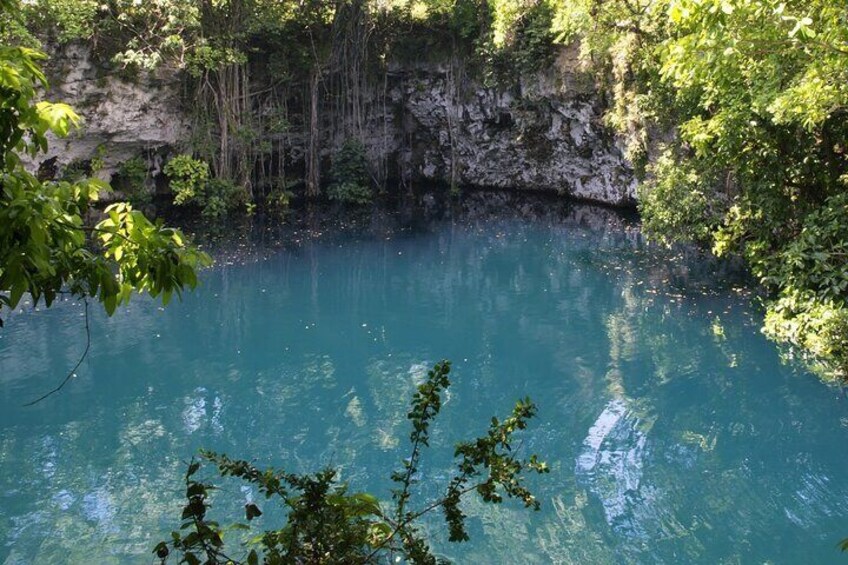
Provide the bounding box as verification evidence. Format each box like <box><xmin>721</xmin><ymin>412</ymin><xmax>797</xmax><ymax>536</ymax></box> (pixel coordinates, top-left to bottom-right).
<box><xmin>156</xmin><ymin>360</ymin><xmax>548</xmax><ymax>565</ymax></box>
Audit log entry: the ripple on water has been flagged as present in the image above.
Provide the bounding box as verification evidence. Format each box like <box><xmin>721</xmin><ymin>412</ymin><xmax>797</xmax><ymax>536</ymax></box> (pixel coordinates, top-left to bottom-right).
<box><xmin>1</xmin><ymin>209</ymin><xmax>847</xmax><ymax>564</ymax></box>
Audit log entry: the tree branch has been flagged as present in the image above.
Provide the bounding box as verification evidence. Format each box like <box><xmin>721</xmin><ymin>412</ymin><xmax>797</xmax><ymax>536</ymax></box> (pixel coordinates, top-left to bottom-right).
<box><xmin>23</xmin><ymin>298</ymin><xmax>90</xmax><ymax>406</ymax></box>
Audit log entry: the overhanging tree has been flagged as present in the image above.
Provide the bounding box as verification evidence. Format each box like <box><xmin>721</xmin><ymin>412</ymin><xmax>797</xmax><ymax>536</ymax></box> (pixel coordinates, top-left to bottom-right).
<box><xmin>0</xmin><ymin>0</ymin><xmax>209</xmax><ymax>328</ymax></box>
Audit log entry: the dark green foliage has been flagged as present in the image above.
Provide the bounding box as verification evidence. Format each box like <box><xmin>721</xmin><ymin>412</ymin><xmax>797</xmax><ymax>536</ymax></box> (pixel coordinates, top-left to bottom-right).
<box><xmin>201</xmin><ymin>178</ymin><xmax>249</xmax><ymax>218</ymax></box>
<box><xmin>156</xmin><ymin>361</ymin><xmax>549</xmax><ymax>565</ymax></box>
<box><xmin>510</xmin><ymin>2</ymin><xmax>557</xmax><ymax>73</ymax></box>
<box><xmin>59</xmin><ymin>158</ymin><xmax>91</xmax><ymax>183</ymax></box>
<box><xmin>328</xmin><ymin>139</ymin><xmax>371</xmax><ymax>205</ymax></box>
<box><xmin>639</xmin><ymin>149</ymin><xmax>722</xmax><ymax>246</ymax></box>
<box><xmin>264</xmin><ymin>188</ymin><xmax>292</xmax><ymax>216</ymax></box>
<box><xmin>483</xmin><ymin>0</ymin><xmax>558</xmax><ymax>83</ymax></box>
<box><xmin>114</xmin><ymin>156</ymin><xmax>151</xmax><ymax>204</ymax></box>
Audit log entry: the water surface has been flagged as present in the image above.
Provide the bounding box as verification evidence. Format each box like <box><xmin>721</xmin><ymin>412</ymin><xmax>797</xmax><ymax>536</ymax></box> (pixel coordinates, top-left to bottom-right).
<box><xmin>2</xmin><ymin>201</ymin><xmax>848</xmax><ymax>563</ymax></box>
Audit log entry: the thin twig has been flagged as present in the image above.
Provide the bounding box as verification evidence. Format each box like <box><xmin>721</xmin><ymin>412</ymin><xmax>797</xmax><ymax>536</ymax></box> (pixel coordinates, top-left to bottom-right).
<box><xmin>23</xmin><ymin>299</ymin><xmax>91</xmax><ymax>406</ymax></box>
<box><xmin>360</xmin><ymin>482</ymin><xmax>482</xmax><ymax>564</ymax></box>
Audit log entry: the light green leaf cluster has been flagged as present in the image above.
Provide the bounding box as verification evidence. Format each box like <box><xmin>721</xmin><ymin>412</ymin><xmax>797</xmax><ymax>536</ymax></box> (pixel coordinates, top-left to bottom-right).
<box><xmin>164</xmin><ymin>154</ymin><xmax>209</xmax><ymax>206</ymax></box>
<box><xmin>0</xmin><ymin>5</ymin><xmax>210</xmax><ymax>326</ymax></box>
<box><xmin>164</xmin><ymin>154</ymin><xmax>248</xmax><ymax>218</ymax></box>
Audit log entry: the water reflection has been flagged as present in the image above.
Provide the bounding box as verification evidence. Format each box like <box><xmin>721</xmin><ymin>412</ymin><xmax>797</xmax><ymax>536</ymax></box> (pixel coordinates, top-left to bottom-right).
<box><xmin>1</xmin><ymin>203</ymin><xmax>847</xmax><ymax>563</ymax></box>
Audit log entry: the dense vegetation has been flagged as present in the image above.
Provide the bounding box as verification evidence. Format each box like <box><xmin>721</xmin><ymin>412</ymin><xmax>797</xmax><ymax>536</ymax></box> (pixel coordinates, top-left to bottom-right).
<box><xmin>0</xmin><ymin>0</ymin><xmax>208</xmax><ymax>329</ymax></box>
<box><xmin>565</xmin><ymin>0</ymin><xmax>848</xmax><ymax>379</ymax></box>
<box><xmin>2</xmin><ymin>0</ymin><xmax>848</xmax><ymax>560</ymax></box>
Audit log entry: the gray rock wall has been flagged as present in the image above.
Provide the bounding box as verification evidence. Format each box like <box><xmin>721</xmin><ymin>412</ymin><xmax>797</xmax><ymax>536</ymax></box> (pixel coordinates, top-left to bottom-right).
<box><xmin>378</xmin><ymin>47</ymin><xmax>635</xmax><ymax>204</ymax></box>
<box><xmin>36</xmin><ymin>43</ymin><xmax>636</xmax><ymax>206</ymax></box>
<box><xmin>34</xmin><ymin>44</ymin><xmax>186</xmax><ymax>185</ymax></box>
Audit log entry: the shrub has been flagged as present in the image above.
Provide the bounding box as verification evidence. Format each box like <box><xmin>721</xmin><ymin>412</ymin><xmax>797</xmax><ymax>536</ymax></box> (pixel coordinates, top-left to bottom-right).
<box><xmin>202</xmin><ymin>178</ymin><xmax>249</xmax><ymax>219</ymax></box>
<box><xmin>327</xmin><ymin>139</ymin><xmax>371</xmax><ymax>205</ymax></box>
<box><xmin>164</xmin><ymin>154</ymin><xmax>209</xmax><ymax>206</ymax></box>
<box><xmin>114</xmin><ymin>156</ymin><xmax>150</xmax><ymax>204</ymax></box>
<box><xmin>165</xmin><ymin>155</ymin><xmax>249</xmax><ymax>218</ymax></box>
<box><xmin>60</xmin><ymin>158</ymin><xmax>91</xmax><ymax>182</ymax></box>
<box><xmin>265</xmin><ymin>188</ymin><xmax>292</xmax><ymax>215</ymax></box>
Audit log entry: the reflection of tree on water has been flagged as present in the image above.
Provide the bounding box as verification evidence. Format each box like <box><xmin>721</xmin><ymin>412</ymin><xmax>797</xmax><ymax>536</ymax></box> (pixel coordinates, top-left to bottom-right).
<box><xmin>5</xmin><ymin>212</ymin><xmax>848</xmax><ymax>563</ymax></box>
<box><xmin>365</xmin><ymin>358</ymin><xmax>436</xmax><ymax>450</ymax></box>
<box><xmin>574</xmin><ymin>291</ymin><xmax>659</xmax><ymax>543</ymax></box>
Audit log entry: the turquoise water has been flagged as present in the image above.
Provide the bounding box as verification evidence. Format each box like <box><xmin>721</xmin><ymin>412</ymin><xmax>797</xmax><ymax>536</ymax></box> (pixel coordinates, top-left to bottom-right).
<box><xmin>2</xmin><ymin>205</ymin><xmax>848</xmax><ymax>563</ymax></box>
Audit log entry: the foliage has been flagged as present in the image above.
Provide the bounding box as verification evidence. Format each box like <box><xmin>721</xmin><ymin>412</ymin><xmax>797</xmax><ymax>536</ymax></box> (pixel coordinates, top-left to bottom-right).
<box><xmin>114</xmin><ymin>156</ymin><xmax>151</xmax><ymax>204</ymax></box>
<box><xmin>265</xmin><ymin>188</ymin><xmax>292</xmax><ymax>216</ymax></box>
<box><xmin>202</xmin><ymin>178</ymin><xmax>249</xmax><ymax>219</ymax></box>
<box><xmin>550</xmin><ymin>0</ymin><xmax>848</xmax><ymax>376</ymax></box>
<box><xmin>165</xmin><ymin>154</ymin><xmax>209</xmax><ymax>206</ymax></box>
<box><xmin>327</xmin><ymin>139</ymin><xmax>371</xmax><ymax>206</ymax></box>
<box><xmin>0</xmin><ymin>3</ymin><xmax>209</xmax><ymax>327</ymax></box>
<box><xmin>155</xmin><ymin>361</ymin><xmax>549</xmax><ymax>564</ymax></box>
<box><xmin>638</xmin><ymin>147</ymin><xmax>722</xmax><ymax>246</ymax></box>
<box><xmin>760</xmin><ymin>192</ymin><xmax>848</xmax><ymax>372</ymax></box>
<box><xmin>165</xmin><ymin>154</ymin><xmax>249</xmax><ymax>218</ymax></box>
<box><xmin>18</xmin><ymin>0</ymin><xmax>100</xmax><ymax>44</ymax></box>
<box><xmin>59</xmin><ymin>157</ymin><xmax>91</xmax><ymax>183</ymax></box>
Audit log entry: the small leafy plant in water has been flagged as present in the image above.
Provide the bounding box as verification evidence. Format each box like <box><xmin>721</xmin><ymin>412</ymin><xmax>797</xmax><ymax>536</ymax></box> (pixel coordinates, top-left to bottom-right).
<box><xmin>154</xmin><ymin>361</ymin><xmax>548</xmax><ymax>564</ymax></box>
<box><xmin>265</xmin><ymin>188</ymin><xmax>292</xmax><ymax>216</ymax></box>
<box><xmin>327</xmin><ymin>139</ymin><xmax>371</xmax><ymax>205</ymax></box>
<box><xmin>165</xmin><ymin>154</ymin><xmax>249</xmax><ymax>218</ymax></box>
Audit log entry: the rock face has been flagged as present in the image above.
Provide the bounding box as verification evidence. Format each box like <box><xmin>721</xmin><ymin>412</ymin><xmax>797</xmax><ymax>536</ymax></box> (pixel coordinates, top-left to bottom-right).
<box><xmin>37</xmin><ymin>43</ymin><xmax>636</xmax><ymax>206</ymax></box>
<box><xmin>379</xmin><ymin>47</ymin><xmax>636</xmax><ymax>205</ymax></box>
<box><xmin>36</xmin><ymin>43</ymin><xmax>187</xmax><ymax>183</ymax></box>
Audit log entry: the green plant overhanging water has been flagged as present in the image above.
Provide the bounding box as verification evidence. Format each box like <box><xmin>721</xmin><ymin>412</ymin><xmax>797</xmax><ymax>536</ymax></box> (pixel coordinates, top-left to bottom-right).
<box><xmin>555</xmin><ymin>0</ymin><xmax>848</xmax><ymax>378</ymax></box>
<box><xmin>154</xmin><ymin>361</ymin><xmax>549</xmax><ymax>565</ymax></box>
<box><xmin>0</xmin><ymin>1</ymin><xmax>209</xmax><ymax>328</ymax></box>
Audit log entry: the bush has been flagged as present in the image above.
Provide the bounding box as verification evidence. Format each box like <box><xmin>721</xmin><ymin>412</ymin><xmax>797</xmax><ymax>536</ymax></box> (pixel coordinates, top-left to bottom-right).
<box><xmin>327</xmin><ymin>139</ymin><xmax>371</xmax><ymax>205</ymax></box>
<box><xmin>202</xmin><ymin>178</ymin><xmax>249</xmax><ymax>219</ymax></box>
<box><xmin>165</xmin><ymin>154</ymin><xmax>249</xmax><ymax>218</ymax></box>
<box><xmin>60</xmin><ymin>158</ymin><xmax>91</xmax><ymax>182</ymax></box>
<box><xmin>114</xmin><ymin>156</ymin><xmax>150</xmax><ymax>204</ymax></box>
<box><xmin>759</xmin><ymin>192</ymin><xmax>848</xmax><ymax>377</ymax></box>
<box><xmin>164</xmin><ymin>154</ymin><xmax>209</xmax><ymax>206</ymax></box>
<box><xmin>265</xmin><ymin>188</ymin><xmax>292</xmax><ymax>215</ymax></box>
<box><xmin>638</xmin><ymin>148</ymin><xmax>722</xmax><ymax>246</ymax></box>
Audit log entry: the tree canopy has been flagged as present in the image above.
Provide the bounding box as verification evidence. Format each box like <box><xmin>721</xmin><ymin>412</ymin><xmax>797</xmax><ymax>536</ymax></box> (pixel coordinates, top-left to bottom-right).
<box><xmin>578</xmin><ymin>0</ymin><xmax>848</xmax><ymax>376</ymax></box>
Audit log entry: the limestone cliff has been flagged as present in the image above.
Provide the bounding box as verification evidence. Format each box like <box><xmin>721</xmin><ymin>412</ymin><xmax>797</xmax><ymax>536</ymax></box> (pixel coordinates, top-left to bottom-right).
<box><xmin>35</xmin><ymin>44</ymin><xmax>187</xmax><ymax>185</ymax></box>
<box><xmin>36</xmin><ymin>43</ymin><xmax>636</xmax><ymax>206</ymax></box>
